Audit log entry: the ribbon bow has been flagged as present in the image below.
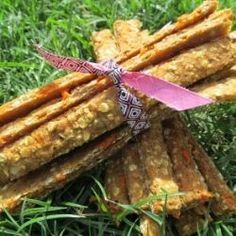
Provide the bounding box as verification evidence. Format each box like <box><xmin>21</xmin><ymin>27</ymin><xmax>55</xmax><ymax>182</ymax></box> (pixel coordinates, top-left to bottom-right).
<box><xmin>35</xmin><ymin>45</ymin><xmax>212</xmax><ymax>135</ymax></box>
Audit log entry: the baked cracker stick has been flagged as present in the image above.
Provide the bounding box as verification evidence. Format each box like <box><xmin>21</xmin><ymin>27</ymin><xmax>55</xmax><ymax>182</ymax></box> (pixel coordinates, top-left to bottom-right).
<box><xmin>122</xmin><ymin>10</ymin><xmax>233</xmax><ymax>71</ymax></box>
<box><xmin>163</xmin><ymin>116</ymin><xmax>213</xmax><ymax>209</ymax></box>
<box><xmin>148</xmin><ymin>36</ymin><xmax>236</xmax><ymax>87</ymax></box>
<box><xmin>104</xmin><ymin>154</ymin><xmax>129</xmax><ymax>207</ymax></box>
<box><xmin>140</xmin><ymin>215</ymin><xmax>161</xmax><ymax>236</ymax></box>
<box><xmin>192</xmin><ymin>67</ymin><xmax>236</xmax><ymax>102</ymax></box>
<box><xmin>177</xmin><ymin>120</ymin><xmax>236</xmax><ymax>215</ymax></box>
<box><xmin>113</xmin><ymin>20</ymin><xmax>175</xmax><ymax>235</ymax></box>
<box><xmin>0</xmin><ymin>125</ymin><xmax>132</xmax><ymax>212</ymax></box>
<box><xmin>0</xmin><ymin>5</ymin><xmax>229</xmax><ymax>125</ymax></box>
<box><xmin>118</xmin><ymin>0</ymin><xmax>219</xmax><ymax>62</ymax></box>
<box><xmin>91</xmin><ymin>29</ymin><xmax>120</xmax><ymax>62</ymax></box>
<box><xmin>113</xmin><ymin>19</ymin><xmax>143</xmax><ymax>54</ymax></box>
<box><xmin>122</xmin><ymin>141</ymin><xmax>149</xmax><ymax>204</ymax></box>
<box><xmin>138</xmin><ymin>119</ymin><xmax>181</xmax><ymax>216</ymax></box>
<box><xmin>0</xmin><ymin>77</ymin><xmax>110</xmax><ymax>148</ymax></box>
<box><xmin>0</xmin><ymin>35</ymin><xmax>235</xmax><ymax>186</ymax></box>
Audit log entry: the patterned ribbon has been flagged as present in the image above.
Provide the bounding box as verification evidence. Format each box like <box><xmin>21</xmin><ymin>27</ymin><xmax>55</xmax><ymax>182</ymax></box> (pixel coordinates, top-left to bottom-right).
<box><xmin>35</xmin><ymin>45</ymin><xmax>212</xmax><ymax>135</ymax></box>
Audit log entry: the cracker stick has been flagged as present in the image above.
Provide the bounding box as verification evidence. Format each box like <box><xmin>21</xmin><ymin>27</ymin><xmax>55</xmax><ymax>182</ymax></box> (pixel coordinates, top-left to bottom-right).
<box><xmin>193</xmin><ymin>67</ymin><xmax>236</xmax><ymax>102</ymax></box>
<box><xmin>0</xmin><ymin>125</ymin><xmax>132</xmax><ymax>212</ymax></box>
<box><xmin>0</xmin><ymin>4</ymin><xmax>229</xmax><ymax>125</ymax></box>
<box><xmin>138</xmin><ymin>119</ymin><xmax>181</xmax><ymax>216</ymax></box>
<box><xmin>111</xmin><ymin>19</ymin><xmax>149</xmax><ymax>206</ymax></box>
<box><xmin>91</xmin><ymin>29</ymin><xmax>120</xmax><ymax>62</ymax></box>
<box><xmin>149</xmin><ymin>36</ymin><xmax>235</xmax><ymax>87</ymax></box>
<box><xmin>163</xmin><ymin>116</ymin><xmax>213</xmax><ymax>209</ymax></box>
<box><xmin>92</xmin><ymin>25</ymin><xmax>130</xmax><ymax>209</ymax></box>
<box><xmin>185</xmin><ymin>130</ymin><xmax>236</xmax><ymax>216</ymax></box>
<box><xmin>121</xmin><ymin>10</ymin><xmax>233</xmax><ymax>71</ymax></box>
<box><xmin>0</xmin><ymin>77</ymin><xmax>110</xmax><ymax>148</ymax></box>
<box><xmin>113</xmin><ymin>19</ymin><xmax>143</xmax><ymax>54</ymax></box>
<box><xmin>122</xmin><ymin>141</ymin><xmax>149</xmax><ymax>203</ymax></box>
<box><xmin>104</xmin><ymin>154</ymin><xmax>129</xmax><ymax>207</ymax></box>
<box><xmin>118</xmin><ymin>0</ymin><xmax>219</xmax><ymax>62</ymax></box>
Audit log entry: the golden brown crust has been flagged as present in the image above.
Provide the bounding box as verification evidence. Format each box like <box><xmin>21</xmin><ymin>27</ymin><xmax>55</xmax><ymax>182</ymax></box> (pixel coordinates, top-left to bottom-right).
<box><xmin>122</xmin><ymin>142</ymin><xmax>148</xmax><ymax>203</ymax></box>
<box><xmin>91</xmin><ymin>29</ymin><xmax>120</xmax><ymax>62</ymax></box>
<box><xmin>169</xmin><ymin>116</ymin><xmax>236</xmax><ymax>215</ymax></box>
<box><xmin>122</xmin><ymin>10</ymin><xmax>233</xmax><ymax>71</ymax></box>
<box><xmin>163</xmin><ymin>116</ymin><xmax>213</xmax><ymax>209</ymax></box>
<box><xmin>192</xmin><ymin>67</ymin><xmax>236</xmax><ymax>102</ymax></box>
<box><xmin>104</xmin><ymin>154</ymin><xmax>129</xmax><ymax>206</ymax></box>
<box><xmin>118</xmin><ymin>0</ymin><xmax>219</xmax><ymax>62</ymax></box>
<box><xmin>138</xmin><ymin>120</ymin><xmax>181</xmax><ymax>216</ymax></box>
<box><xmin>191</xmin><ymin>140</ymin><xmax>236</xmax><ymax>215</ymax></box>
<box><xmin>113</xmin><ymin>19</ymin><xmax>143</xmax><ymax>54</ymax></box>
<box><xmin>0</xmin><ymin>126</ymin><xmax>132</xmax><ymax>212</ymax></box>
<box><xmin>0</xmin><ymin>77</ymin><xmax>111</xmax><ymax>148</ymax></box>
<box><xmin>148</xmin><ymin>36</ymin><xmax>236</xmax><ymax>87</ymax></box>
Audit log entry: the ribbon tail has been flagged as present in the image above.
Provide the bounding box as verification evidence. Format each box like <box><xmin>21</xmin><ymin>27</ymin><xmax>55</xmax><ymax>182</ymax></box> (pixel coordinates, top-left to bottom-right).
<box><xmin>122</xmin><ymin>72</ymin><xmax>213</xmax><ymax>111</ymax></box>
<box><xmin>34</xmin><ymin>45</ymin><xmax>108</xmax><ymax>75</ymax></box>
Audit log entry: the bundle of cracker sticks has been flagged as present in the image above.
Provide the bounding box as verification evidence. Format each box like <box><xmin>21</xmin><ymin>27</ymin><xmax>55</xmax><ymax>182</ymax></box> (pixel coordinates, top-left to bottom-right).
<box><xmin>0</xmin><ymin>0</ymin><xmax>236</xmax><ymax>235</ymax></box>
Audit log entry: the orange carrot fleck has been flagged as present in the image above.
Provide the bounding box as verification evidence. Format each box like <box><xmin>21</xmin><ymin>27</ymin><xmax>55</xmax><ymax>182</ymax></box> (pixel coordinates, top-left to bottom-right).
<box><xmin>61</xmin><ymin>90</ymin><xmax>70</xmax><ymax>100</ymax></box>
<box><xmin>181</xmin><ymin>148</ymin><xmax>191</xmax><ymax>162</ymax></box>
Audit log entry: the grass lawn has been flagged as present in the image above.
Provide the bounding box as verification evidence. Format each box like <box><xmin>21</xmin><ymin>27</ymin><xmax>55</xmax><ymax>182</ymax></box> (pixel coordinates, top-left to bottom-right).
<box><xmin>0</xmin><ymin>0</ymin><xmax>236</xmax><ymax>235</ymax></box>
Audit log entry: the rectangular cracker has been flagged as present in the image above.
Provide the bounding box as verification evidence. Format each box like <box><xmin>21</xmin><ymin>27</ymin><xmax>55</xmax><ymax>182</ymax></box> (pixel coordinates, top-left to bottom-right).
<box><xmin>163</xmin><ymin>115</ymin><xmax>213</xmax><ymax>209</ymax></box>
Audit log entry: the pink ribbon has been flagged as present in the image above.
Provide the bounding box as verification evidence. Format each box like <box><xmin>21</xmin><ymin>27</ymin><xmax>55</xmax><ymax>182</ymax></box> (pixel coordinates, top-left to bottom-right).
<box><xmin>35</xmin><ymin>45</ymin><xmax>212</xmax><ymax>135</ymax></box>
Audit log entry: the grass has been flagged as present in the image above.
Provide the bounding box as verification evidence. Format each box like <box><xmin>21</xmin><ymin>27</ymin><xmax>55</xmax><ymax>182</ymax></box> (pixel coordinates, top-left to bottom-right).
<box><xmin>0</xmin><ymin>0</ymin><xmax>235</xmax><ymax>235</ymax></box>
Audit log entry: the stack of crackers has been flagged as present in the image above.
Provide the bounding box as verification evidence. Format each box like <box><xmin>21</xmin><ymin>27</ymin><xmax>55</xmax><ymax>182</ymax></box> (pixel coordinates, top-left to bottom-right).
<box><xmin>0</xmin><ymin>1</ymin><xmax>235</xmax><ymax>234</ymax></box>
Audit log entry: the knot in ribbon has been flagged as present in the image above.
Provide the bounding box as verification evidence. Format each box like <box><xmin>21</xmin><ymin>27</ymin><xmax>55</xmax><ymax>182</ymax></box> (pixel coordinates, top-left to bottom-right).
<box><xmin>35</xmin><ymin>45</ymin><xmax>212</xmax><ymax>135</ymax></box>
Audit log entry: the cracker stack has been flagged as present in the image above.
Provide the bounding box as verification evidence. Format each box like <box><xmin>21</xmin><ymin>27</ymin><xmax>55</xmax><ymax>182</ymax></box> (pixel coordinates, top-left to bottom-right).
<box><xmin>0</xmin><ymin>3</ymin><xmax>235</xmax><ymax>235</ymax></box>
